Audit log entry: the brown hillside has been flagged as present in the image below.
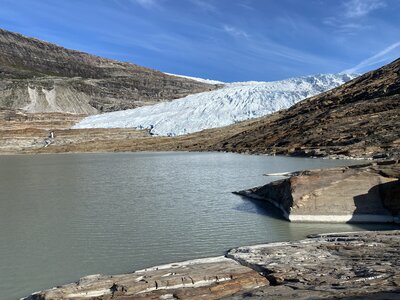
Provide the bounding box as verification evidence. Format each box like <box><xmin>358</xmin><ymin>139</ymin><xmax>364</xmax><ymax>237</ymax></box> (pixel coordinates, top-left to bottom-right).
<box><xmin>208</xmin><ymin>58</ymin><xmax>400</xmax><ymax>159</ymax></box>
<box><xmin>0</xmin><ymin>28</ymin><xmax>220</xmax><ymax>114</ymax></box>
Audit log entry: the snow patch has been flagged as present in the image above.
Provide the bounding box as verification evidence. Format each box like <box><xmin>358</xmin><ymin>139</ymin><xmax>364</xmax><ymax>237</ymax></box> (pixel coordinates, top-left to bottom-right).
<box><xmin>74</xmin><ymin>73</ymin><xmax>357</xmax><ymax>136</ymax></box>
<box><xmin>164</xmin><ymin>72</ymin><xmax>224</xmax><ymax>85</ymax></box>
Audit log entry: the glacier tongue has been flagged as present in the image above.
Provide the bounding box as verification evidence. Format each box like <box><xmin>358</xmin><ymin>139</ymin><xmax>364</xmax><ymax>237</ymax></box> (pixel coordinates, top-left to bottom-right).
<box><xmin>73</xmin><ymin>73</ymin><xmax>357</xmax><ymax>136</ymax></box>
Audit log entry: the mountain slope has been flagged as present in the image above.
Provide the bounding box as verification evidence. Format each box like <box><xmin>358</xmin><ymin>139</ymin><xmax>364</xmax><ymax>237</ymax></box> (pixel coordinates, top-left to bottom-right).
<box><xmin>209</xmin><ymin>58</ymin><xmax>400</xmax><ymax>158</ymax></box>
<box><xmin>0</xmin><ymin>28</ymin><xmax>219</xmax><ymax>114</ymax></box>
<box><xmin>8</xmin><ymin>60</ymin><xmax>398</xmax><ymax>158</ymax></box>
<box><xmin>73</xmin><ymin>74</ymin><xmax>355</xmax><ymax>135</ymax></box>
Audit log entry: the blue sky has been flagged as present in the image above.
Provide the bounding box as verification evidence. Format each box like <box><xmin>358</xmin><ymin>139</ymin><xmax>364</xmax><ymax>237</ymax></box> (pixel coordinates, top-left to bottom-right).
<box><xmin>1</xmin><ymin>0</ymin><xmax>399</xmax><ymax>82</ymax></box>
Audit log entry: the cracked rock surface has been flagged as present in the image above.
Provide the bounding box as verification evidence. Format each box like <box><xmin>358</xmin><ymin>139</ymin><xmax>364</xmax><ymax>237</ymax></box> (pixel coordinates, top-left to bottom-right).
<box><xmin>226</xmin><ymin>230</ymin><xmax>400</xmax><ymax>299</ymax></box>
<box><xmin>23</xmin><ymin>257</ymin><xmax>268</xmax><ymax>300</ymax></box>
<box><xmin>24</xmin><ymin>231</ymin><xmax>400</xmax><ymax>299</ymax></box>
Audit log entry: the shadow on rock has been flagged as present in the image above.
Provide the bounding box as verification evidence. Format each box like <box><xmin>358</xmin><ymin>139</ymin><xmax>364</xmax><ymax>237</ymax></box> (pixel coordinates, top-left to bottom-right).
<box><xmin>351</xmin><ymin>179</ymin><xmax>400</xmax><ymax>226</ymax></box>
<box><xmin>234</xmin><ymin>195</ymin><xmax>287</xmax><ymax>221</ymax></box>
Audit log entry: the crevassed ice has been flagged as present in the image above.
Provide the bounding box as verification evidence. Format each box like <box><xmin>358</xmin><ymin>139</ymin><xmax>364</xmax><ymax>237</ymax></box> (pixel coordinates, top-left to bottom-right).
<box><xmin>73</xmin><ymin>73</ymin><xmax>357</xmax><ymax>136</ymax></box>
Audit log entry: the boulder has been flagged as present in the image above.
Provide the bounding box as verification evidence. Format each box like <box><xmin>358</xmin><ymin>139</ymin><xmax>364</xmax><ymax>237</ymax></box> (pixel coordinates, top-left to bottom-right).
<box><xmin>235</xmin><ymin>161</ymin><xmax>400</xmax><ymax>223</ymax></box>
<box><xmin>23</xmin><ymin>257</ymin><xmax>268</xmax><ymax>300</ymax></box>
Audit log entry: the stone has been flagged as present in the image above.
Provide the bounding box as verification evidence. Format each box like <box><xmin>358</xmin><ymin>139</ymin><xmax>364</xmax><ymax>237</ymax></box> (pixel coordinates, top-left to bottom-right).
<box><xmin>235</xmin><ymin>162</ymin><xmax>400</xmax><ymax>223</ymax></box>
<box><xmin>22</xmin><ymin>257</ymin><xmax>268</xmax><ymax>300</ymax></box>
<box><xmin>225</xmin><ymin>230</ymin><xmax>400</xmax><ymax>299</ymax></box>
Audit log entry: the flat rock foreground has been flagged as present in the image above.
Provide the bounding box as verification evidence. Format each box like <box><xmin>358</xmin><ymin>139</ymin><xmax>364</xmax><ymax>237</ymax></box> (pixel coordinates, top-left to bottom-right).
<box><xmin>24</xmin><ymin>231</ymin><xmax>400</xmax><ymax>300</ymax></box>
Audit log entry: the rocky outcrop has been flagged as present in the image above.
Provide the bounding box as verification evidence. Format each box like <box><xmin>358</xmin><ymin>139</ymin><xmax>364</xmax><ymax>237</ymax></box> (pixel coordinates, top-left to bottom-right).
<box><xmin>0</xmin><ymin>29</ymin><xmax>220</xmax><ymax>114</ymax></box>
<box><xmin>209</xmin><ymin>58</ymin><xmax>400</xmax><ymax>159</ymax></box>
<box><xmin>225</xmin><ymin>230</ymin><xmax>400</xmax><ymax>299</ymax></box>
<box><xmin>23</xmin><ymin>231</ymin><xmax>400</xmax><ymax>299</ymax></box>
<box><xmin>235</xmin><ymin>161</ymin><xmax>400</xmax><ymax>223</ymax></box>
<box><xmin>23</xmin><ymin>257</ymin><xmax>268</xmax><ymax>300</ymax></box>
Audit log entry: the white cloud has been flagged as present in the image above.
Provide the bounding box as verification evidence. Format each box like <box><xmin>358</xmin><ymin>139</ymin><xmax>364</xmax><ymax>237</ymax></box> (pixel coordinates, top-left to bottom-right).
<box><xmin>344</xmin><ymin>0</ymin><xmax>386</xmax><ymax>18</ymax></box>
<box><xmin>342</xmin><ymin>41</ymin><xmax>400</xmax><ymax>73</ymax></box>
<box><xmin>223</xmin><ymin>25</ymin><xmax>249</xmax><ymax>39</ymax></box>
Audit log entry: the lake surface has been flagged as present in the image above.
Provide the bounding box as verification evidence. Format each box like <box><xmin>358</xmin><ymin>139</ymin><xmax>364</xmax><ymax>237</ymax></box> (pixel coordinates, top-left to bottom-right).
<box><xmin>0</xmin><ymin>152</ymin><xmax>397</xmax><ymax>299</ymax></box>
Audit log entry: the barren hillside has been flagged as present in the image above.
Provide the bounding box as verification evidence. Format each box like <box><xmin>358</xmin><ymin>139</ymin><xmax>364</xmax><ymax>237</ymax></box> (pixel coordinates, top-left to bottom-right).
<box><xmin>0</xmin><ymin>28</ymin><xmax>219</xmax><ymax>114</ymax></box>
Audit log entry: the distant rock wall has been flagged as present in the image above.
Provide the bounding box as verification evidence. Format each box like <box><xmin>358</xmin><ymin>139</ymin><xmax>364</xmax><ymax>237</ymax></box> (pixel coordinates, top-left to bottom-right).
<box><xmin>235</xmin><ymin>161</ymin><xmax>400</xmax><ymax>223</ymax></box>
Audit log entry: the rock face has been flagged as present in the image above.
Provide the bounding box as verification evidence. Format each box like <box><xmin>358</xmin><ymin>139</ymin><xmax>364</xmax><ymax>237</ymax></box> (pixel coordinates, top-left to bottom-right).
<box><xmin>210</xmin><ymin>58</ymin><xmax>400</xmax><ymax>159</ymax></box>
<box><xmin>225</xmin><ymin>230</ymin><xmax>400</xmax><ymax>299</ymax></box>
<box><xmin>23</xmin><ymin>231</ymin><xmax>400</xmax><ymax>300</ymax></box>
<box><xmin>23</xmin><ymin>257</ymin><xmax>269</xmax><ymax>300</ymax></box>
<box><xmin>235</xmin><ymin>161</ymin><xmax>400</xmax><ymax>223</ymax></box>
<box><xmin>0</xmin><ymin>28</ymin><xmax>219</xmax><ymax>114</ymax></box>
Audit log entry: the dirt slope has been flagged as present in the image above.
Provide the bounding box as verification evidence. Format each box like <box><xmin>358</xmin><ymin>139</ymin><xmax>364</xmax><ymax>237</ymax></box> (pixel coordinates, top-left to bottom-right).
<box><xmin>0</xmin><ymin>28</ymin><xmax>219</xmax><ymax>114</ymax></box>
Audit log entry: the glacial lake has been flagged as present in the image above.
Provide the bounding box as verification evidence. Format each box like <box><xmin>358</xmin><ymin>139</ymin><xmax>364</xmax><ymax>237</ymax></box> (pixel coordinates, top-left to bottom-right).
<box><xmin>0</xmin><ymin>152</ymin><xmax>397</xmax><ymax>299</ymax></box>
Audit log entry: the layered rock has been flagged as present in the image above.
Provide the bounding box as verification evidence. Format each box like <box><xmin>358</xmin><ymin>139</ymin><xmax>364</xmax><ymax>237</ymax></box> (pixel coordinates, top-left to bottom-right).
<box><xmin>225</xmin><ymin>230</ymin><xmax>400</xmax><ymax>299</ymax></box>
<box><xmin>23</xmin><ymin>257</ymin><xmax>268</xmax><ymax>300</ymax></box>
<box><xmin>23</xmin><ymin>231</ymin><xmax>400</xmax><ymax>299</ymax></box>
<box><xmin>235</xmin><ymin>161</ymin><xmax>400</xmax><ymax>223</ymax></box>
<box><xmin>0</xmin><ymin>28</ymin><xmax>219</xmax><ymax>114</ymax></box>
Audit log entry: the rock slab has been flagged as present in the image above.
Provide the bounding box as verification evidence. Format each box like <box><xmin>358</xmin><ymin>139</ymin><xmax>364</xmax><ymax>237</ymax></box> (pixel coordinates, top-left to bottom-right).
<box><xmin>23</xmin><ymin>257</ymin><xmax>268</xmax><ymax>300</ymax></box>
<box><xmin>225</xmin><ymin>230</ymin><xmax>400</xmax><ymax>299</ymax></box>
<box><xmin>235</xmin><ymin>161</ymin><xmax>400</xmax><ymax>223</ymax></box>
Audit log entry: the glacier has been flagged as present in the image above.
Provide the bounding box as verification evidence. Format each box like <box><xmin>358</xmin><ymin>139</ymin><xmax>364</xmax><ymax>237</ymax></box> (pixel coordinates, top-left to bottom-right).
<box><xmin>73</xmin><ymin>73</ymin><xmax>357</xmax><ymax>136</ymax></box>
<box><xmin>164</xmin><ymin>72</ymin><xmax>225</xmax><ymax>85</ymax></box>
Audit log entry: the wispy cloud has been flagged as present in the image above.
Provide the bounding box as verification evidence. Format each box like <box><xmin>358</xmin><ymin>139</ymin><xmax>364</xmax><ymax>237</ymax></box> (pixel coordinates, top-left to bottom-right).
<box><xmin>223</xmin><ymin>25</ymin><xmax>249</xmax><ymax>39</ymax></box>
<box><xmin>325</xmin><ymin>0</ymin><xmax>386</xmax><ymax>35</ymax></box>
<box><xmin>344</xmin><ymin>0</ymin><xmax>386</xmax><ymax>18</ymax></box>
<box><xmin>237</xmin><ymin>0</ymin><xmax>253</xmax><ymax>10</ymax></box>
<box><xmin>189</xmin><ymin>0</ymin><xmax>216</xmax><ymax>12</ymax></box>
<box><xmin>132</xmin><ymin>0</ymin><xmax>159</xmax><ymax>9</ymax></box>
<box><xmin>342</xmin><ymin>40</ymin><xmax>400</xmax><ymax>73</ymax></box>
<box><xmin>323</xmin><ymin>17</ymin><xmax>370</xmax><ymax>35</ymax></box>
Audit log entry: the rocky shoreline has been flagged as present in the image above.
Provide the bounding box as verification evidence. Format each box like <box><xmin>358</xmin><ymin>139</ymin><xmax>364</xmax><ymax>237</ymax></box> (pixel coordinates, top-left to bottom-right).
<box><xmin>13</xmin><ymin>157</ymin><xmax>400</xmax><ymax>299</ymax></box>
<box><xmin>23</xmin><ymin>230</ymin><xmax>400</xmax><ymax>300</ymax></box>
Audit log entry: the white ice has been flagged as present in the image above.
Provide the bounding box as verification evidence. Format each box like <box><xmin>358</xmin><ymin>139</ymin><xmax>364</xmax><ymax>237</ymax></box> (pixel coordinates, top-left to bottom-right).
<box><xmin>74</xmin><ymin>73</ymin><xmax>357</xmax><ymax>136</ymax></box>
